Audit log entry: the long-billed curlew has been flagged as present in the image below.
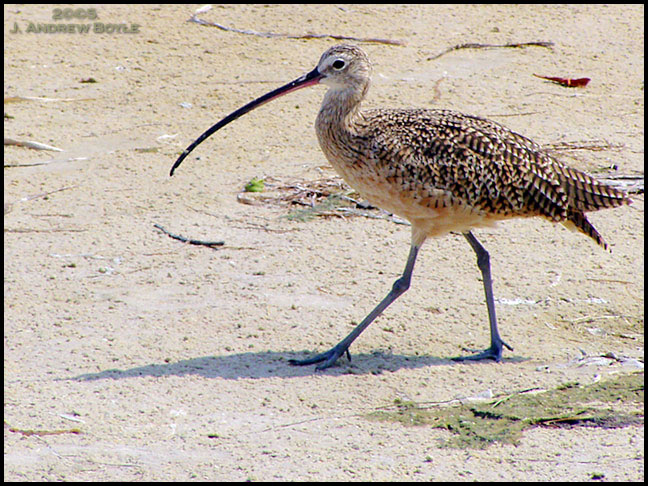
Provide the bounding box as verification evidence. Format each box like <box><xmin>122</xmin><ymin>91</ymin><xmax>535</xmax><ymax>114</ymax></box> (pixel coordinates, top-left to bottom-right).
<box><xmin>170</xmin><ymin>45</ymin><xmax>631</xmax><ymax>370</ymax></box>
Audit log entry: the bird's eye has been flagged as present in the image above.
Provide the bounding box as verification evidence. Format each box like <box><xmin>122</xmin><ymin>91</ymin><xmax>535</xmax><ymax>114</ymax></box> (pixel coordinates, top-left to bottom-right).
<box><xmin>332</xmin><ymin>59</ymin><xmax>346</xmax><ymax>70</ymax></box>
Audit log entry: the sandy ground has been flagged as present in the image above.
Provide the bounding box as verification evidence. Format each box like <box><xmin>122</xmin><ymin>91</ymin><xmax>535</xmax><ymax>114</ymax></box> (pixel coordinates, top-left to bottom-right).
<box><xmin>4</xmin><ymin>4</ymin><xmax>644</xmax><ymax>481</ymax></box>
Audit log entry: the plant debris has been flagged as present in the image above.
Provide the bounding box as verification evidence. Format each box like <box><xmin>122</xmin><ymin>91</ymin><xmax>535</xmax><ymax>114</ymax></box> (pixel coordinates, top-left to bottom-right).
<box><xmin>236</xmin><ymin>175</ymin><xmax>408</xmax><ymax>225</ymax></box>
<box><xmin>188</xmin><ymin>5</ymin><xmax>405</xmax><ymax>46</ymax></box>
<box><xmin>428</xmin><ymin>41</ymin><xmax>553</xmax><ymax>61</ymax></box>
<box><xmin>4</xmin><ymin>137</ymin><xmax>63</xmax><ymax>152</ymax></box>
<box><xmin>5</xmin><ymin>421</ymin><xmax>82</xmax><ymax>437</ymax></box>
<box><xmin>534</xmin><ymin>73</ymin><xmax>591</xmax><ymax>87</ymax></box>
<box><xmin>154</xmin><ymin>223</ymin><xmax>224</xmax><ymax>248</ymax></box>
<box><xmin>369</xmin><ymin>371</ymin><xmax>643</xmax><ymax>449</ymax></box>
<box><xmin>244</xmin><ymin>177</ymin><xmax>265</xmax><ymax>193</ymax></box>
<box><xmin>4</xmin><ymin>96</ymin><xmax>94</xmax><ymax>103</ymax></box>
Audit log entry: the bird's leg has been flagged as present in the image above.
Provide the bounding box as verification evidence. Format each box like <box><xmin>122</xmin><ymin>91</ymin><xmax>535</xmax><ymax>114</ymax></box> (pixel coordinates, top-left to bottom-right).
<box><xmin>453</xmin><ymin>231</ymin><xmax>513</xmax><ymax>362</ymax></box>
<box><xmin>290</xmin><ymin>244</ymin><xmax>420</xmax><ymax>370</ymax></box>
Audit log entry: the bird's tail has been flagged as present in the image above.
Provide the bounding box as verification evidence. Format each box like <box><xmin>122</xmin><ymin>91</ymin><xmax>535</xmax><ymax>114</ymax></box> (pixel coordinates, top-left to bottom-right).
<box><xmin>550</xmin><ymin>161</ymin><xmax>632</xmax><ymax>252</ymax></box>
<box><xmin>552</xmin><ymin>163</ymin><xmax>630</xmax><ymax>212</ymax></box>
<box><xmin>563</xmin><ymin>211</ymin><xmax>611</xmax><ymax>252</ymax></box>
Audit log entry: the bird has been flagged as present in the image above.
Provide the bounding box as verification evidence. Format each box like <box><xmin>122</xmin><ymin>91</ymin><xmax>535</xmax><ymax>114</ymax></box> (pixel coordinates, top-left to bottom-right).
<box><xmin>170</xmin><ymin>44</ymin><xmax>631</xmax><ymax>370</ymax></box>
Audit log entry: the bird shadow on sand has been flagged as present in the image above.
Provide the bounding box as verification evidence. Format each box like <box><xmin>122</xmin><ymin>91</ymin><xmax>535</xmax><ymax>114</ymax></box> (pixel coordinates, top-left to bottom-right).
<box><xmin>68</xmin><ymin>350</ymin><xmax>528</xmax><ymax>382</ymax></box>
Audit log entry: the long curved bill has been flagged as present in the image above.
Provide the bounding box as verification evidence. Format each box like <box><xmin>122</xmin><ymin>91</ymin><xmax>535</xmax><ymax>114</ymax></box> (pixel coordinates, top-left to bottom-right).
<box><xmin>170</xmin><ymin>66</ymin><xmax>322</xmax><ymax>176</ymax></box>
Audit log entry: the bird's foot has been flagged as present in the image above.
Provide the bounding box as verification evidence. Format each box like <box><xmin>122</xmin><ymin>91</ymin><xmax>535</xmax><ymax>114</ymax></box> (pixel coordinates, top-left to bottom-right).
<box><xmin>289</xmin><ymin>344</ymin><xmax>352</xmax><ymax>370</ymax></box>
<box><xmin>451</xmin><ymin>339</ymin><xmax>513</xmax><ymax>363</ymax></box>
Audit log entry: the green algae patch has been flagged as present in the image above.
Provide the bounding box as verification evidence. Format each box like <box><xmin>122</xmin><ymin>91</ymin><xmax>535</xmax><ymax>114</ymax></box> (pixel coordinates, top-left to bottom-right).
<box><xmin>368</xmin><ymin>372</ymin><xmax>643</xmax><ymax>449</ymax></box>
<box><xmin>244</xmin><ymin>177</ymin><xmax>265</xmax><ymax>193</ymax></box>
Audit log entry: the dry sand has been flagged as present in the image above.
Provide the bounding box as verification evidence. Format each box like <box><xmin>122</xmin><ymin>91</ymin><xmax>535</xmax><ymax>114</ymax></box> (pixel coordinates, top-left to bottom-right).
<box><xmin>4</xmin><ymin>4</ymin><xmax>644</xmax><ymax>481</ymax></box>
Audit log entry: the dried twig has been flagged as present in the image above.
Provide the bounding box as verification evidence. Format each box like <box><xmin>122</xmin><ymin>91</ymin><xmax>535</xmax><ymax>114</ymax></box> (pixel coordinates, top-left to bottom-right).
<box><xmin>4</xmin><ymin>137</ymin><xmax>63</xmax><ymax>152</ymax></box>
<box><xmin>5</xmin><ymin>156</ymin><xmax>88</xmax><ymax>169</ymax></box>
<box><xmin>5</xmin><ymin>185</ymin><xmax>79</xmax><ymax>215</ymax></box>
<box><xmin>541</xmin><ymin>140</ymin><xmax>643</xmax><ymax>193</ymax></box>
<box><xmin>4</xmin><ymin>96</ymin><xmax>94</xmax><ymax>103</ymax></box>
<box><xmin>4</xmin><ymin>228</ymin><xmax>87</xmax><ymax>233</ymax></box>
<box><xmin>336</xmin><ymin>207</ymin><xmax>409</xmax><ymax>225</ymax></box>
<box><xmin>154</xmin><ymin>223</ymin><xmax>224</xmax><ymax>248</ymax></box>
<box><xmin>20</xmin><ymin>185</ymin><xmax>78</xmax><ymax>202</ymax></box>
<box><xmin>545</xmin><ymin>140</ymin><xmax>625</xmax><ymax>153</ymax></box>
<box><xmin>5</xmin><ymin>421</ymin><xmax>81</xmax><ymax>437</ymax></box>
<box><xmin>431</xmin><ymin>76</ymin><xmax>446</xmax><ymax>104</ymax></box>
<box><xmin>428</xmin><ymin>41</ymin><xmax>553</xmax><ymax>61</ymax></box>
<box><xmin>189</xmin><ymin>5</ymin><xmax>405</xmax><ymax>46</ymax></box>
<box><xmin>593</xmin><ymin>176</ymin><xmax>643</xmax><ymax>195</ymax></box>
<box><xmin>4</xmin><ymin>160</ymin><xmax>54</xmax><ymax>168</ymax></box>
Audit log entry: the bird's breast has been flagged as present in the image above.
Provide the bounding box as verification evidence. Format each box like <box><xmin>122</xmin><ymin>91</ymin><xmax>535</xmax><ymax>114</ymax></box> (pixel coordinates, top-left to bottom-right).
<box><xmin>315</xmin><ymin>126</ymin><xmax>507</xmax><ymax>238</ymax></box>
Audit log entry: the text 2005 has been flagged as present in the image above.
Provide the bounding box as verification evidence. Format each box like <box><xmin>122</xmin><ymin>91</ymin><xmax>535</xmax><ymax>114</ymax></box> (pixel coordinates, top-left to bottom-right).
<box><xmin>52</xmin><ymin>8</ymin><xmax>98</xmax><ymax>21</ymax></box>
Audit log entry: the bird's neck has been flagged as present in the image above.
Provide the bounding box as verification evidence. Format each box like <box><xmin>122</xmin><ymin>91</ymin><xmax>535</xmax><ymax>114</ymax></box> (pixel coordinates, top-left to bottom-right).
<box><xmin>317</xmin><ymin>84</ymin><xmax>367</xmax><ymax>132</ymax></box>
<box><xmin>315</xmin><ymin>86</ymin><xmax>371</xmax><ymax>173</ymax></box>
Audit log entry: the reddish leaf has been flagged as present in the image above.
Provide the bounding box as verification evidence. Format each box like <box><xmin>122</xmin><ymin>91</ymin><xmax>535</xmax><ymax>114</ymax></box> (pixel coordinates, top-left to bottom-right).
<box><xmin>533</xmin><ymin>74</ymin><xmax>590</xmax><ymax>87</ymax></box>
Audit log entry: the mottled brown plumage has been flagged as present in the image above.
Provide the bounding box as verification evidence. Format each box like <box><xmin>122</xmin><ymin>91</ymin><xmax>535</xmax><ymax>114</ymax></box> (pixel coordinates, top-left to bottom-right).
<box><xmin>313</xmin><ymin>45</ymin><xmax>630</xmax><ymax>249</ymax></box>
<box><xmin>170</xmin><ymin>44</ymin><xmax>631</xmax><ymax>369</ymax></box>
